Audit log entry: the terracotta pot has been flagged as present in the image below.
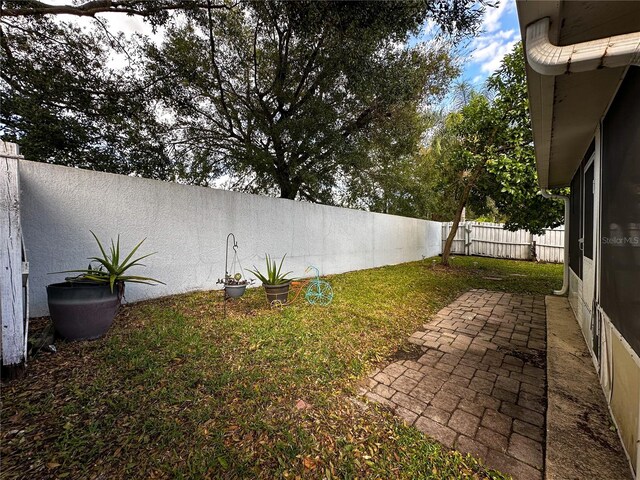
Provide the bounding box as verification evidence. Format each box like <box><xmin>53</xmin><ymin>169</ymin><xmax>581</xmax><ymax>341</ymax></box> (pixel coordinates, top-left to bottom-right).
<box><xmin>47</xmin><ymin>282</ymin><xmax>121</xmax><ymax>340</ymax></box>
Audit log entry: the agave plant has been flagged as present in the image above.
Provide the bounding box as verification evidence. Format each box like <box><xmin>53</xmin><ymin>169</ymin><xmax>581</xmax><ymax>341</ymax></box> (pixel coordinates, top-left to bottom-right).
<box><xmin>247</xmin><ymin>254</ymin><xmax>293</xmax><ymax>285</ymax></box>
<box><xmin>57</xmin><ymin>231</ymin><xmax>164</xmax><ymax>293</ymax></box>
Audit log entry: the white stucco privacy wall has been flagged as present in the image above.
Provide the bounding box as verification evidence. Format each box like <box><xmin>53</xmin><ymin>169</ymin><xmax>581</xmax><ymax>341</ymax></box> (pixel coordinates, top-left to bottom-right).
<box><xmin>18</xmin><ymin>161</ymin><xmax>442</xmax><ymax>316</ymax></box>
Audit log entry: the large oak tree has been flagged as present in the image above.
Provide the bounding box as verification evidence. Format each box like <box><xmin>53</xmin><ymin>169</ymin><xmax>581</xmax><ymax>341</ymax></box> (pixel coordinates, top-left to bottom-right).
<box><xmin>143</xmin><ymin>1</ymin><xmax>484</xmax><ymax>199</ymax></box>
<box><xmin>1</xmin><ymin>1</ymin><xmax>487</xmax><ymax>201</ymax></box>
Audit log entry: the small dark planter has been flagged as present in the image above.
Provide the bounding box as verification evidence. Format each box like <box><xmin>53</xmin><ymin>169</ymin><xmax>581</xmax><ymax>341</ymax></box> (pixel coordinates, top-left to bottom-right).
<box><xmin>224</xmin><ymin>283</ymin><xmax>247</xmax><ymax>298</ymax></box>
<box><xmin>263</xmin><ymin>282</ymin><xmax>291</xmax><ymax>304</ymax></box>
<box><xmin>47</xmin><ymin>282</ymin><xmax>121</xmax><ymax>341</ymax></box>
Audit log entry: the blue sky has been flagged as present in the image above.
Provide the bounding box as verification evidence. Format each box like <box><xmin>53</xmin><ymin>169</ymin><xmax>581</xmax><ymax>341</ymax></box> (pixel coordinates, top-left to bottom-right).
<box><xmin>410</xmin><ymin>0</ymin><xmax>521</xmax><ymax>89</ymax></box>
<box><xmin>461</xmin><ymin>0</ymin><xmax>521</xmax><ymax>85</ymax></box>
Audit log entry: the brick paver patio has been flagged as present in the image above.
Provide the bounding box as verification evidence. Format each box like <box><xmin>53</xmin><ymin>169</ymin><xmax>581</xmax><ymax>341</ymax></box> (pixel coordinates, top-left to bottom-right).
<box><xmin>362</xmin><ymin>290</ymin><xmax>547</xmax><ymax>480</ymax></box>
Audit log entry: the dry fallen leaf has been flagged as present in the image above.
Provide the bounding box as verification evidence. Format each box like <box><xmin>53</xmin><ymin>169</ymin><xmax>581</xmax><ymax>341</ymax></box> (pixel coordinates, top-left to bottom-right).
<box><xmin>295</xmin><ymin>399</ymin><xmax>311</xmax><ymax>411</ymax></box>
<box><xmin>302</xmin><ymin>457</ymin><xmax>316</xmax><ymax>470</ymax></box>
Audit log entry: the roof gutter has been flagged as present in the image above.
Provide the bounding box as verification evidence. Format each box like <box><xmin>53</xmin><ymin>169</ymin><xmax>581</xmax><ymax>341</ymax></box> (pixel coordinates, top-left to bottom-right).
<box><xmin>525</xmin><ymin>17</ymin><xmax>640</xmax><ymax>76</ymax></box>
<box><xmin>541</xmin><ymin>190</ymin><xmax>569</xmax><ymax>296</ymax></box>
<box><xmin>527</xmin><ymin>16</ymin><xmax>640</xmax><ymax>295</ymax></box>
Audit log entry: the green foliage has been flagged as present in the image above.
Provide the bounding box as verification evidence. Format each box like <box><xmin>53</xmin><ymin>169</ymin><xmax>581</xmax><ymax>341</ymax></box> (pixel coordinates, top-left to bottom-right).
<box><xmin>248</xmin><ymin>254</ymin><xmax>293</xmax><ymax>285</ymax></box>
<box><xmin>0</xmin><ymin>17</ymin><xmax>173</xmax><ymax>179</ymax></box>
<box><xmin>423</xmin><ymin>43</ymin><xmax>564</xmax><ymax>234</ymax></box>
<box><xmin>479</xmin><ymin>43</ymin><xmax>566</xmax><ymax>233</ymax></box>
<box><xmin>57</xmin><ymin>231</ymin><xmax>164</xmax><ymax>292</ymax></box>
<box><xmin>340</xmin><ymin>110</ymin><xmax>436</xmax><ymax>216</ymax></box>
<box><xmin>420</xmin><ymin>92</ymin><xmax>503</xmax><ymax>225</ymax></box>
<box><xmin>412</xmin><ymin>43</ymin><xmax>567</xmax><ymax>264</ymax></box>
<box><xmin>143</xmin><ymin>1</ymin><xmax>477</xmax><ymax>199</ymax></box>
<box><xmin>1</xmin><ymin>2</ymin><xmax>487</xmax><ymax>204</ymax></box>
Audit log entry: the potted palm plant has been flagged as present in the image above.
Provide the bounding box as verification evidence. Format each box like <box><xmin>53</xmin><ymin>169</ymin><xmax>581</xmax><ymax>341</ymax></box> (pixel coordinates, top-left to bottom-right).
<box><xmin>47</xmin><ymin>231</ymin><xmax>163</xmax><ymax>341</ymax></box>
<box><xmin>248</xmin><ymin>254</ymin><xmax>293</xmax><ymax>304</ymax></box>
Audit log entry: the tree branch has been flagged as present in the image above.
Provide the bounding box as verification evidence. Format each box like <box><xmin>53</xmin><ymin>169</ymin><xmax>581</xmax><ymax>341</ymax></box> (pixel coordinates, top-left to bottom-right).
<box><xmin>206</xmin><ymin>0</ymin><xmax>234</xmax><ymax>134</ymax></box>
<box><xmin>292</xmin><ymin>34</ymin><xmax>324</xmax><ymax>101</ymax></box>
<box><xmin>0</xmin><ymin>0</ymin><xmax>232</xmax><ymax>18</ymax></box>
<box><xmin>0</xmin><ymin>23</ymin><xmax>13</xmax><ymax>63</ymax></box>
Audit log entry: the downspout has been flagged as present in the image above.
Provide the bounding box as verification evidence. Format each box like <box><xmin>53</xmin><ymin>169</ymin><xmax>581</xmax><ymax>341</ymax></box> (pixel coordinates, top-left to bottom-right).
<box><xmin>525</xmin><ymin>17</ymin><xmax>640</xmax><ymax>75</ymax></box>
<box><xmin>541</xmin><ymin>190</ymin><xmax>569</xmax><ymax>295</ymax></box>
<box><xmin>527</xmin><ymin>17</ymin><xmax>640</xmax><ymax>295</ymax></box>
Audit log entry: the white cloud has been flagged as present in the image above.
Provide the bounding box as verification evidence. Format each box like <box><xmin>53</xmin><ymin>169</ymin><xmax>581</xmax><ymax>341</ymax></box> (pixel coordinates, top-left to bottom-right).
<box><xmin>465</xmin><ymin>0</ymin><xmax>519</xmax><ymax>77</ymax></box>
<box><xmin>421</xmin><ymin>19</ymin><xmax>439</xmax><ymax>38</ymax></box>
<box><xmin>469</xmin><ymin>28</ymin><xmax>519</xmax><ymax>74</ymax></box>
<box><xmin>498</xmin><ymin>28</ymin><xmax>515</xmax><ymax>39</ymax></box>
<box><xmin>109</xmin><ymin>16</ymin><xmax>155</xmax><ymax>37</ymax></box>
<box><xmin>472</xmin><ymin>39</ymin><xmax>504</xmax><ymax>62</ymax></box>
<box><xmin>483</xmin><ymin>0</ymin><xmax>514</xmax><ymax>33</ymax></box>
<box><xmin>479</xmin><ymin>37</ymin><xmax>519</xmax><ymax>73</ymax></box>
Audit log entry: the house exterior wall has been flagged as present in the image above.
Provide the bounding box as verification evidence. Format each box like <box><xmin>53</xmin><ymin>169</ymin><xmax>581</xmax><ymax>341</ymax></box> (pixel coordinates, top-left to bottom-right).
<box><xmin>569</xmin><ymin>213</ymin><xmax>640</xmax><ymax>479</ymax></box>
<box><xmin>18</xmin><ymin>160</ymin><xmax>442</xmax><ymax>317</ymax></box>
<box><xmin>568</xmin><ymin>270</ymin><xmax>593</xmax><ymax>352</ymax></box>
<box><xmin>567</xmin><ymin>66</ymin><xmax>640</xmax><ymax>477</ymax></box>
<box><xmin>609</xmin><ymin>329</ymin><xmax>640</xmax><ymax>475</ymax></box>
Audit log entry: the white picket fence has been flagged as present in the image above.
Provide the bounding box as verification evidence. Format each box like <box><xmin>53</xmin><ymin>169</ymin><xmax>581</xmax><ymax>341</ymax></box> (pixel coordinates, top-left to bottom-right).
<box><xmin>442</xmin><ymin>222</ymin><xmax>564</xmax><ymax>263</ymax></box>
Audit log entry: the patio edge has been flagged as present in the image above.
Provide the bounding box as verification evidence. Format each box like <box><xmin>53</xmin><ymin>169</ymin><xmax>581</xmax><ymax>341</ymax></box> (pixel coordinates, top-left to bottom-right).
<box><xmin>545</xmin><ymin>295</ymin><xmax>632</xmax><ymax>480</ymax></box>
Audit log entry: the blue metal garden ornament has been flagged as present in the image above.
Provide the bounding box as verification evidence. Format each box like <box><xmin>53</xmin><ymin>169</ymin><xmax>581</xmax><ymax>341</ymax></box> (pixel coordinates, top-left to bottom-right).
<box><xmin>303</xmin><ymin>266</ymin><xmax>334</xmax><ymax>306</ymax></box>
<box><xmin>270</xmin><ymin>265</ymin><xmax>334</xmax><ymax>308</ymax></box>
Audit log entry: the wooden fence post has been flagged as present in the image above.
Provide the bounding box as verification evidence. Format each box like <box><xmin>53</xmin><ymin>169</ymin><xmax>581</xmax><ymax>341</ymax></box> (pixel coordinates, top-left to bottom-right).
<box><xmin>1</xmin><ymin>142</ymin><xmax>26</xmax><ymax>379</ymax></box>
<box><xmin>465</xmin><ymin>222</ymin><xmax>473</xmax><ymax>256</ymax></box>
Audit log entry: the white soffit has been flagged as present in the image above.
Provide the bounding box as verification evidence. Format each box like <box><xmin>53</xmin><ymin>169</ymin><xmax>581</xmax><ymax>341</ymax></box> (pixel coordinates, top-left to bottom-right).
<box><xmin>516</xmin><ymin>1</ymin><xmax>640</xmax><ymax>188</ymax></box>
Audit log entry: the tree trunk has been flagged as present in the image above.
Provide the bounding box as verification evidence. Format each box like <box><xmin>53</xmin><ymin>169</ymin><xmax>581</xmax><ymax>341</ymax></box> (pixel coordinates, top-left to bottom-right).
<box><xmin>279</xmin><ymin>183</ymin><xmax>297</xmax><ymax>200</ymax></box>
<box><xmin>442</xmin><ymin>183</ymin><xmax>472</xmax><ymax>266</ymax></box>
<box><xmin>273</xmin><ymin>149</ymin><xmax>298</xmax><ymax>200</ymax></box>
<box><xmin>276</xmin><ymin>168</ymin><xmax>299</xmax><ymax>199</ymax></box>
<box><xmin>442</xmin><ymin>158</ymin><xmax>488</xmax><ymax>266</ymax></box>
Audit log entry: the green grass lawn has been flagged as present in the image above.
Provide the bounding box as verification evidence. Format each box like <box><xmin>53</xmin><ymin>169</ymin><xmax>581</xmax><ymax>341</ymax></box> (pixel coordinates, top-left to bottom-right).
<box><xmin>1</xmin><ymin>257</ymin><xmax>562</xmax><ymax>479</ymax></box>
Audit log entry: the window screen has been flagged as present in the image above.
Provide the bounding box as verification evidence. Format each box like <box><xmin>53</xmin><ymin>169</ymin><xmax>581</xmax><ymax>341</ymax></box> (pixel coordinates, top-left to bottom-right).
<box><xmin>601</xmin><ymin>66</ymin><xmax>640</xmax><ymax>356</ymax></box>
<box><xmin>583</xmin><ymin>163</ymin><xmax>594</xmax><ymax>260</ymax></box>
<box><xmin>569</xmin><ymin>168</ymin><xmax>582</xmax><ymax>278</ymax></box>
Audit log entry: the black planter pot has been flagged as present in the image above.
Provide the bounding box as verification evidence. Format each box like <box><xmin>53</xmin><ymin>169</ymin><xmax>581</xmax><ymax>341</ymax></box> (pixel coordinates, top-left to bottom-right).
<box><xmin>263</xmin><ymin>282</ymin><xmax>291</xmax><ymax>304</ymax></box>
<box><xmin>47</xmin><ymin>282</ymin><xmax>121</xmax><ymax>341</ymax></box>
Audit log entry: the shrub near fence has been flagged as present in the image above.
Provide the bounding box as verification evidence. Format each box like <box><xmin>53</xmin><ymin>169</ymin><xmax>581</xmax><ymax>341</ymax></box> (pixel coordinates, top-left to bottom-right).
<box><xmin>442</xmin><ymin>222</ymin><xmax>564</xmax><ymax>263</ymax></box>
